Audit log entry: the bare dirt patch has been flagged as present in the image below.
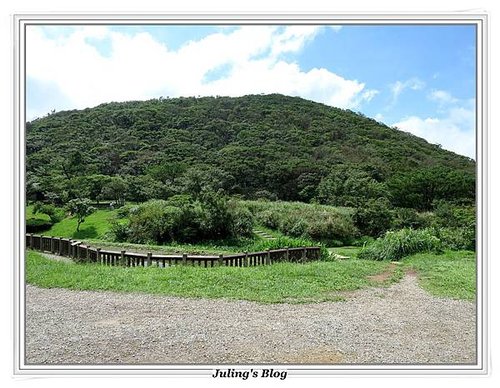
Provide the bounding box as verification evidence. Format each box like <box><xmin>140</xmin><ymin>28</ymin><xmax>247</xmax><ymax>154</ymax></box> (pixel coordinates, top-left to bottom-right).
<box><xmin>366</xmin><ymin>262</ymin><xmax>399</xmax><ymax>283</ymax></box>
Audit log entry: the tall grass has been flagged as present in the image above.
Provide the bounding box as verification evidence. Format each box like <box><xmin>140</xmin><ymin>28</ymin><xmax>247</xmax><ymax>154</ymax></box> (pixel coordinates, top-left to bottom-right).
<box><xmin>358</xmin><ymin>228</ymin><xmax>442</xmax><ymax>261</ymax></box>
<box><xmin>244</xmin><ymin>200</ymin><xmax>357</xmax><ymax>245</ymax></box>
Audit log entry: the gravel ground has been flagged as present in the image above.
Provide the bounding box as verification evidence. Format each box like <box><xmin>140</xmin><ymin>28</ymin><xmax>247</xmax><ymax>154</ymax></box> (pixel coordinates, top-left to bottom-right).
<box><xmin>25</xmin><ymin>274</ymin><xmax>476</xmax><ymax>365</ymax></box>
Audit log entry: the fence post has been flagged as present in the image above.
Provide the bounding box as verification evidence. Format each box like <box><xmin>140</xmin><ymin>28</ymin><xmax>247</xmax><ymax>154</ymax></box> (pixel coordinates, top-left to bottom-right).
<box><xmin>86</xmin><ymin>246</ymin><xmax>90</xmax><ymax>262</ymax></box>
<box><xmin>244</xmin><ymin>251</ymin><xmax>248</xmax><ymax>267</ymax></box>
<box><xmin>50</xmin><ymin>236</ymin><xmax>54</xmax><ymax>253</ymax></box>
<box><xmin>266</xmin><ymin>249</ymin><xmax>271</xmax><ymax>265</ymax></box>
<box><xmin>285</xmin><ymin>247</ymin><xmax>289</xmax><ymax>262</ymax></box>
<box><xmin>59</xmin><ymin>237</ymin><xmax>63</xmax><ymax>256</ymax></box>
<box><xmin>182</xmin><ymin>253</ymin><xmax>187</xmax><ymax>266</ymax></box>
<box><xmin>29</xmin><ymin>233</ymin><xmax>33</xmax><ymax>249</ymax></box>
<box><xmin>68</xmin><ymin>239</ymin><xmax>72</xmax><ymax>257</ymax></box>
<box><xmin>40</xmin><ymin>235</ymin><xmax>44</xmax><ymax>251</ymax></box>
<box><xmin>218</xmin><ymin>254</ymin><xmax>223</xmax><ymax>267</ymax></box>
<box><xmin>76</xmin><ymin>243</ymin><xmax>81</xmax><ymax>261</ymax></box>
<box><xmin>147</xmin><ymin>252</ymin><xmax>152</xmax><ymax>267</ymax></box>
<box><xmin>302</xmin><ymin>247</ymin><xmax>307</xmax><ymax>262</ymax></box>
<box><xmin>96</xmin><ymin>248</ymin><xmax>101</xmax><ymax>264</ymax></box>
<box><xmin>120</xmin><ymin>250</ymin><xmax>126</xmax><ymax>266</ymax></box>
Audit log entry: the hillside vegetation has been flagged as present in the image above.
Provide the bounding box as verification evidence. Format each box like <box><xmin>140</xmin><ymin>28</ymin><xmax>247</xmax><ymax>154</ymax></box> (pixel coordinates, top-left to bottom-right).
<box><xmin>27</xmin><ymin>94</ymin><xmax>474</xmax><ymax>209</ymax></box>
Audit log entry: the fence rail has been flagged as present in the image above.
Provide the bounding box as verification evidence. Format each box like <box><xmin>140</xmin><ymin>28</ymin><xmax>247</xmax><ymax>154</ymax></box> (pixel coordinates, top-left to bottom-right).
<box><xmin>25</xmin><ymin>234</ymin><xmax>321</xmax><ymax>268</ymax></box>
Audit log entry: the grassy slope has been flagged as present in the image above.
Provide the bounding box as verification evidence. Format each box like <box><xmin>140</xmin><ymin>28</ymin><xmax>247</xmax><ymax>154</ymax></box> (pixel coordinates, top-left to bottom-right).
<box><xmin>45</xmin><ymin>209</ymin><xmax>117</xmax><ymax>240</ymax></box>
<box><xmin>26</xmin><ymin>204</ymin><xmax>50</xmax><ymax>221</ymax></box>
<box><xmin>26</xmin><ymin>250</ymin><xmax>393</xmax><ymax>304</ymax></box>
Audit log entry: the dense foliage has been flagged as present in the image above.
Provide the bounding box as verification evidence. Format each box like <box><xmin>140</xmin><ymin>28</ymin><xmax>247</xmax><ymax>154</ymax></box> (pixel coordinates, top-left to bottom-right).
<box><xmin>26</xmin><ymin>94</ymin><xmax>475</xmax><ymax>209</ymax></box>
<box><xmin>112</xmin><ymin>193</ymin><xmax>254</xmax><ymax>244</ymax></box>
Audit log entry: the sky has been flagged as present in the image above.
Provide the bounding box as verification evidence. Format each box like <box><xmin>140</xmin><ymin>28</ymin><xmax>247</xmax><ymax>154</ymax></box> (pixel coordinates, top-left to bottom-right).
<box><xmin>26</xmin><ymin>24</ymin><xmax>477</xmax><ymax>158</ymax></box>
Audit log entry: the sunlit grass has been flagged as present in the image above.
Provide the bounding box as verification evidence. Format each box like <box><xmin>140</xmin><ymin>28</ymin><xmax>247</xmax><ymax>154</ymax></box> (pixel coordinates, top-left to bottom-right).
<box><xmin>26</xmin><ymin>250</ymin><xmax>393</xmax><ymax>304</ymax></box>
<box><xmin>402</xmin><ymin>250</ymin><xmax>476</xmax><ymax>300</ymax></box>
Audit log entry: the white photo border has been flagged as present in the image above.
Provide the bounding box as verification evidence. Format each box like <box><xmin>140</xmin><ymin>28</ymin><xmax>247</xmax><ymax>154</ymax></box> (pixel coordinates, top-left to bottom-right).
<box><xmin>13</xmin><ymin>12</ymin><xmax>489</xmax><ymax>376</ymax></box>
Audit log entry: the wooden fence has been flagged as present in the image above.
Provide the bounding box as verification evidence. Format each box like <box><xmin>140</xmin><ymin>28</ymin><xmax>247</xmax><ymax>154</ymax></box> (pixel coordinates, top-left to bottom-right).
<box><xmin>25</xmin><ymin>233</ymin><xmax>321</xmax><ymax>268</ymax></box>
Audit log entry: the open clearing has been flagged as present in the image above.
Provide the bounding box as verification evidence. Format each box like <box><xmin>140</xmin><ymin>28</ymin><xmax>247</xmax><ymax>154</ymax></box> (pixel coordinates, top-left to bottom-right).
<box><xmin>25</xmin><ymin>272</ymin><xmax>475</xmax><ymax>365</ymax></box>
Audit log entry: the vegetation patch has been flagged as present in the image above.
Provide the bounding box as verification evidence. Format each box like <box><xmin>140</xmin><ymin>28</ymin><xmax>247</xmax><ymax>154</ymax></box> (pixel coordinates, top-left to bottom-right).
<box><xmin>246</xmin><ymin>200</ymin><xmax>357</xmax><ymax>245</ymax></box>
<box><xmin>26</xmin><ymin>250</ymin><xmax>394</xmax><ymax>304</ymax></box>
<box><xmin>45</xmin><ymin>209</ymin><xmax>118</xmax><ymax>239</ymax></box>
<box><xmin>358</xmin><ymin>228</ymin><xmax>442</xmax><ymax>261</ymax></box>
<box><xmin>403</xmin><ymin>251</ymin><xmax>476</xmax><ymax>300</ymax></box>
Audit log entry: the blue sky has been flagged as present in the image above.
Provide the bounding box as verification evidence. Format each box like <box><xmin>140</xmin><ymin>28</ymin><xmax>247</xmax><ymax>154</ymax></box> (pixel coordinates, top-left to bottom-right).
<box><xmin>26</xmin><ymin>24</ymin><xmax>476</xmax><ymax>158</ymax></box>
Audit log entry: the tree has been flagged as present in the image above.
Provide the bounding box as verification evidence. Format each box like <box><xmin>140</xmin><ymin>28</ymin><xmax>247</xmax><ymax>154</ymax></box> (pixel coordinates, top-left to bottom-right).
<box><xmin>315</xmin><ymin>165</ymin><xmax>388</xmax><ymax>207</ymax></box>
<box><xmin>101</xmin><ymin>176</ymin><xmax>128</xmax><ymax>206</ymax></box>
<box><xmin>148</xmin><ymin>162</ymin><xmax>187</xmax><ymax>184</ymax></box>
<box><xmin>66</xmin><ymin>198</ymin><xmax>95</xmax><ymax>232</ymax></box>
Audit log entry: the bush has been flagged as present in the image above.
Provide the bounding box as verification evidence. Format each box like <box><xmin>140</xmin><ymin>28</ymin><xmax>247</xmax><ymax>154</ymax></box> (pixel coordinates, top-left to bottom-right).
<box><xmin>26</xmin><ymin>218</ymin><xmax>53</xmax><ymax>233</ymax></box>
<box><xmin>359</xmin><ymin>228</ymin><xmax>443</xmax><ymax>261</ymax></box>
<box><xmin>109</xmin><ymin>221</ymin><xmax>130</xmax><ymax>242</ymax></box>
<box><xmin>258</xmin><ymin>209</ymin><xmax>280</xmax><ymax>229</ymax></box>
<box><xmin>32</xmin><ymin>202</ymin><xmax>65</xmax><ymax>224</ymax></box>
<box><xmin>126</xmin><ymin>192</ymin><xmax>253</xmax><ymax>244</ymax></box>
<box><xmin>433</xmin><ymin>201</ymin><xmax>475</xmax><ymax>228</ymax></box>
<box><xmin>433</xmin><ymin>227</ymin><xmax>475</xmax><ymax>251</ymax></box>
<box><xmin>353</xmin><ymin>198</ymin><xmax>394</xmax><ymax>237</ymax></box>
<box><xmin>253</xmin><ymin>190</ymin><xmax>278</xmax><ymax>201</ymax></box>
<box><xmin>115</xmin><ymin>204</ymin><xmax>138</xmax><ymax>219</ymax></box>
<box><xmin>227</xmin><ymin>201</ymin><xmax>254</xmax><ymax>238</ymax></box>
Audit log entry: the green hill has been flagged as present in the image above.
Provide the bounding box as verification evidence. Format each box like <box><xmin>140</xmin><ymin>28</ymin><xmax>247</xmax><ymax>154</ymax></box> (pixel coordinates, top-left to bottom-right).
<box><xmin>26</xmin><ymin>94</ymin><xmax>475</xmax><ymax>210</ymax></box>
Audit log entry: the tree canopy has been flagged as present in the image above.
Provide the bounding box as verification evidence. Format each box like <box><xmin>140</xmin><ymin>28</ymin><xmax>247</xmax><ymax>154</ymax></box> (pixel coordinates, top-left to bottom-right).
<box><xmin>26</xmin><ymin>94</ymin><xmax>475</xmax><ymax>210</ymax></box>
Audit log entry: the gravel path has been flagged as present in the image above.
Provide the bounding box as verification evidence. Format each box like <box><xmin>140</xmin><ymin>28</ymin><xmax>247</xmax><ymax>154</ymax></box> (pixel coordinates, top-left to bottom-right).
<box><xmin>25</xmin><ymin>274</ymin><xmax>476</xmax><ymax>365</ymax></box>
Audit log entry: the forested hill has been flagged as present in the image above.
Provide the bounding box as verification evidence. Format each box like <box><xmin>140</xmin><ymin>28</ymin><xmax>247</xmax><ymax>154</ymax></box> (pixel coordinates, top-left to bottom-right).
<box><xmin>26</xmin><ymin>94</ymin><xmax>475</xmax><ymax>210</ymax></box>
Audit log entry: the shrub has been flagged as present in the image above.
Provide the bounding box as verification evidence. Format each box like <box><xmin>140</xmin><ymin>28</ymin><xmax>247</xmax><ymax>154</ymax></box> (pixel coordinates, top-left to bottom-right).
<box><xmin>359</xmin><ymin>228</ymin><xmax>443</xmax><ymax>261</ymax></box>
<box><xmin>433</xmin><ymin>201</ymin><xmax>475</xmax><ymax>228</ymax></box>
<box><xmin>128</xmin><ymin>199</ymin><xmax>189</xmax><ymax>244</ymax></box>
<box><xmin>258</xmin><ymin>209</ymin><xmax>280</xmax><ymax>229</ymax></box>
<box><xmin>26</xmin><ymin>218</ymin><xmax>53</xmax><ymax>233</ymax></box>
<box><xmin>115</xmin><ymin>204</ymin><xmax>138</xmax><ymax>219</ymax></box>
<box><xmin>227</xmin><ymin>201</ymin><xmax>254</xmax><ymax>238</ymax></box>
<box><xmin>392</xmin><ymin>207</ymin><xmax>420</xmax><ymax>229</ymax></box>
<box><xmin>433</xmin><ymin>227</ymin><xmax>475</xmax><ymax>251</ymax></box>
<box><xmin>351</xmin><ymin>235</ymin><xmax>375</xmax><ymax>247</ymax></box>
<box><xmin>32</xmin><ymin>202</ymin><xmax>65</xmax><ymax>223</ymax></box>
<box><xmin>109</xmin><ymin>221</ymin><xmax>130</xmax><ymax>242</ymax></box>
<box><xmin>126</xmin><ymin>192</ymin><xmax>253</xmax><ymax>244</ymax></box>
<box><xmin>353</xmin><ymin>198</ymin><xmax>394</xmax><ymax>237</ymax></box>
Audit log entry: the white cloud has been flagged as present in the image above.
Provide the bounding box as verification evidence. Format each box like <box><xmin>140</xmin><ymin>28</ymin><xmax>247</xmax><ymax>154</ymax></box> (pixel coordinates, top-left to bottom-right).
<box><xmin>429</xmin><ymin>89</ymin><xmax>459</xmax><ymax>105</ymax></box>
<box><xmin>389</xmin><ymin>77</ymin><xmax>425</xmax><ymax>105</ymax></box>
<box><xmin>392</xmin><ymin>97</ymin><xmax>475</xmax><ymax>159</ymax></box>
<box><xmin>26</xmin><ymin>26</ymin><xmax>376</xmax><ymax>120</ymax></box>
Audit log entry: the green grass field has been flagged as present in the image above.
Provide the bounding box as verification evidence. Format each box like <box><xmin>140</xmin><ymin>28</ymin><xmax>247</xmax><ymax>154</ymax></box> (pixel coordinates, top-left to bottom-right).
<box><xmin>403</xmin><ymin>250</ymin><xmax>476</xmax><ymax>300</ymax></box>
<box><xmin>26</xmin><ymin>250</ymin><xmax>395</xmax><ymax>303</ymax></box>
<box><xmin>25</xmin><ymin>248</ymin><xmax>475</xmax><ymax>302</ymax></box>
